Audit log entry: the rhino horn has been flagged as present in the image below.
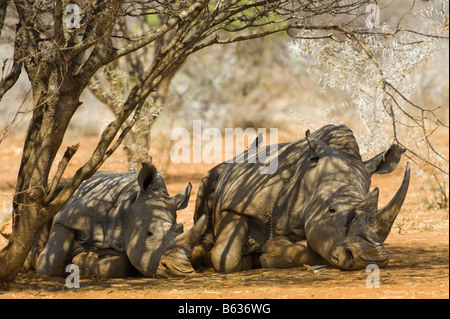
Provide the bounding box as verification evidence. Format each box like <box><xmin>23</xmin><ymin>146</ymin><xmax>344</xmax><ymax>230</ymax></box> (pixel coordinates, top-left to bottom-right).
<box><xmin>176</xmin><ymin>214</ymin><xmax>207</xmax><ymax>252</ymax></box>
<box><xmin>356</xmin><ymin>187</ymin><xmax>379</xmax><ymax>213</ymax></box>
<box><xmin>364</xmin><ymin>163</ymin><xmax>410</xmax><ymax>243</ymax></box>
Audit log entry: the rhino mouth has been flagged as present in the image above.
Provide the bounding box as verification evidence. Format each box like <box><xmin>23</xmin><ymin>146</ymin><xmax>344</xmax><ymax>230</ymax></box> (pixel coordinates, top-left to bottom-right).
<box><xmin>156</xmin><ymin>258</ymin><xmax>195</xmax><ymax>278</ymax></box>
<box><xmin>333</xmin><ymin>245</ymin><xmax>389</xmax><ymax>270</ymax></box>
<box><xmin>155</xmin><ymin>215</ymin><xmax>207</xmax><ymax>277</ymax></box>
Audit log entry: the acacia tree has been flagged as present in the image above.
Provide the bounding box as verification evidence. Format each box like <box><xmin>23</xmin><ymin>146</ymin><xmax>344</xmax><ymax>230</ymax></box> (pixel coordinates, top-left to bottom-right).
<box><xmin>0</xmin><ymin>0</ymin><xmax>446</xmax><ymax>283</ymax></box>
<box><xmin>88</xmin><ymin>15</ymin><xmax>173</xmax><ymax>172</ymax></box>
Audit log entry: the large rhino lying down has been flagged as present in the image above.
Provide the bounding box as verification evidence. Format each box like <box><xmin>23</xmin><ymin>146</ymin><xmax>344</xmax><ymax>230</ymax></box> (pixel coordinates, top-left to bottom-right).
<box><xmin>192</xmin><ymin>124</ymin><xmax>410</xmax><ymax>272</ymax></box>
<box><xmin>27</xmin><ymin>163</ymin><xmax>206</xmax><ymax>278</ymax></box>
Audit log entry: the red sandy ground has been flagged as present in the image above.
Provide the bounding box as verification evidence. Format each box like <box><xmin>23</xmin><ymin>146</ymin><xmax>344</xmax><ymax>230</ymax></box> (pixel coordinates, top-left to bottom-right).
<box><xmin>0</xmin><ymin>131</ymin><xmax>448</xmax><ymax>299</ymax></box>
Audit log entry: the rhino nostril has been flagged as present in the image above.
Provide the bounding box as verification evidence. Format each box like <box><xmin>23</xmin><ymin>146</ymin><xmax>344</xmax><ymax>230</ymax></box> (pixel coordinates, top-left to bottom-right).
<box><xmin>345</xmin><ymin>249</ymin><xmax>354</xmax><ymax>261</ymax></box>
<box><xmin>156</xmin><ymin>262</ymin><xmax>171</xmax><ymax>278</ymax></box>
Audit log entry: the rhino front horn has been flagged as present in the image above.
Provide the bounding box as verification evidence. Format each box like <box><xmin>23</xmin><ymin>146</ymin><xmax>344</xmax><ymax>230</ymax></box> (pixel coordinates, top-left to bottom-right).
<box><xmin>368</xmin><ymin>163</ymin><xmax>410</xmax><ymax>243</ymax></box>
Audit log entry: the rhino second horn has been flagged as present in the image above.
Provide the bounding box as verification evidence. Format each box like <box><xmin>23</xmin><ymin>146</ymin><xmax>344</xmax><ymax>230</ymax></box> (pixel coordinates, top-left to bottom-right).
<box><xmin>177</xmin><ymin>214</ymin><xmax>207</xmax><ymax>251</ymax></box>
<box><xmin>368</xmin><ymin>163</ymin><xmax>411</xmax><ymax>243</ymax></box>
<box><xmin>356</xmin><ymin>187</ymin><xmax>379</xmax><ymax>214</ymax></box>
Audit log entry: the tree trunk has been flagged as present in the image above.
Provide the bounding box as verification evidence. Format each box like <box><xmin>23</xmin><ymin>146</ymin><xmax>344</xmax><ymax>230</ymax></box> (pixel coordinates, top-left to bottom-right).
<box><xmin>0</xmin><ymin>75</ymin><xmax>81</xmax><ymax>282</ymax></box>
<box><xmin>0</xmin><ymin>206</ymin><xmax>43</xmax><ymax>282</ymax></box>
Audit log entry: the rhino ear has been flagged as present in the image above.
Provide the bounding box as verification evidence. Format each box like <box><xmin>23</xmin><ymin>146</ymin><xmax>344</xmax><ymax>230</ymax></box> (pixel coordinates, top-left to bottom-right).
<box><xmin>172</xmin><ymin>182</ymin><xmax>192</xmax><ymax>210</ymax></box>
<box><xmin>137</xmin><ymin>162</ymin><xmax>157</xmax><ymax>193</ymax></box>
<box><xmin>306</xmin><ymin>130</ymin><xmax>333</xmax><ymax>160</ymax></box>
<box><xmin>364</xmin><ymin>144</ymin><xmax>405</xmax><ymax>175</ymax></box>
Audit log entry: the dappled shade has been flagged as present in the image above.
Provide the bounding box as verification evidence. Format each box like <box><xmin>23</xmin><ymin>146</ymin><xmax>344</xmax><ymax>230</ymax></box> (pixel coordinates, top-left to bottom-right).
<box><xmin>192</xmin><ymin>124</ymin><xmax>410</xmax><ymax>272</ymax></box>
<box><xmin>29</xmin><ymin>163</ymin><xmax>205</xmax><ymax>278</ymax></box>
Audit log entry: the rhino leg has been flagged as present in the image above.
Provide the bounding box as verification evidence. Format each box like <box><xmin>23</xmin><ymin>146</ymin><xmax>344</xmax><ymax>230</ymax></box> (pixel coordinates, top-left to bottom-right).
<box><xmin>37</xmin><ymin>223</ymin><xmax>75</xmax><ymax>277</ymax></box>
<box><xmin>72</xmin><ymin>252</ymin><xmax>133</xmax><ymax>278</ymax></box>
<box><xmin>211</xmin><ymin>211</ymin><xmax>252</xmax><ymax>273</ymax></box>
<box><xmin>191</xmin><ymin>233</ymin><xmax>214</xmax><ymax>270</ymax></box>
<box><xmin>260</xmin><ymin>237</ymin><xmax>326</xmax><ymax>268</ymax></box>
<box><xmin>192</xmin><ymin>166</ymin><xmax>223</xmax><ymax>270</ymax></box>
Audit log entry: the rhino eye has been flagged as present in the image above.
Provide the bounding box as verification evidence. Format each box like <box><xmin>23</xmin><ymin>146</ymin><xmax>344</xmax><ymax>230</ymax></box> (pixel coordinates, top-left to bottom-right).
<box><xmin>328</xmin><ymin>207</ymin><xmax>337</xmax><ymax>213</ymax></box>
<box><xmin>147</xmin><ymin>231</ymin><xmax>154</xmax><ymax>237</ymax></box>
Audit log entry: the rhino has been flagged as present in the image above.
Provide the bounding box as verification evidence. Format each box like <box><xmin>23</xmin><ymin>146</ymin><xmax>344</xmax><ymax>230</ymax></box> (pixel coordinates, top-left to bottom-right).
<box><xmin>28</xmin><ymin>163</ymin><xmax>206</xmax><ymax>278</ymax></box>
<box><xmin>191</xmin><ymin>124</ymin><xmax>410</xmax><ymax>272</ymax></box>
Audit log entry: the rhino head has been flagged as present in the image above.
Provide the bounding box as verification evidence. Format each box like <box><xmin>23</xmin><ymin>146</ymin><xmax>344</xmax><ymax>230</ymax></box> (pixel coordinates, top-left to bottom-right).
<box><xmin>302</xmin><ymin>131</ymin><xmax>410</xmax><ymax>270</ymax></box>
<box><xmin>124</xmin><ymin>163</ymin><xmax>206</xmax><ymax>277</ymax></box>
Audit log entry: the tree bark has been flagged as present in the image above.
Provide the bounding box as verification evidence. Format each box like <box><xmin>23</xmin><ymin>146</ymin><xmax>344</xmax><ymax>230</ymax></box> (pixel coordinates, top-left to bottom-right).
<box><xmin>0</xmin><ymin>76</ymin><xmax>81</xmax><ymax>281</ymax></box>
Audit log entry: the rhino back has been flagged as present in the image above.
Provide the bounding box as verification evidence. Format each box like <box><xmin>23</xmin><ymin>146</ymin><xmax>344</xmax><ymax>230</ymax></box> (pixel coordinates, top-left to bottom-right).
<box><xmin>211</xmin><ymin>124</ymin><xmax>363</xmax><ymax>252</ymax></box>
<box><xmin>211</xmin><ymin>141</ymin><xmax>311</xmax><ymax>253</ymax></box>
<box><xmin>312</xmin><ymin>124</ymin><xmax>361</xmax><ymax>160</ymax></box>
<box><xmin>214</xmin><ymin>124</ymin><xmax>361</xmax><ymax>215</ymax></box>
<box><xmin>214</xmin><ymin>139</ymin><xmax>308</xmax><ymax>213</ymax></box>
<box><xmin>53</xmin><ymin>171</ymin><xmax>139</xmax><ymax>252</ymax></box>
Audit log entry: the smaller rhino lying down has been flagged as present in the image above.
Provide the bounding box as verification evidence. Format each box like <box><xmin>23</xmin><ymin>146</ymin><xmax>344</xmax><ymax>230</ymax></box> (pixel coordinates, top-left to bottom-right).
<box><xmin>192</xmin><ymin>124</ymin><xmax>410</xmax><ymax>273</ymax></box>
<box><xmin>26</xmin><ymin>163</ymin><xmax>206</xmax><ymax>278</ymax></box>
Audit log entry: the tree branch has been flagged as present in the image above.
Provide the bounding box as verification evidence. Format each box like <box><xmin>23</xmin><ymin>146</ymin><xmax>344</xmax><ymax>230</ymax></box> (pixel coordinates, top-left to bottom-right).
<box><xmin>0</xmin><ymin>22</ymin><xmax>22</xmax><ymax>102</ymax></box>
<box><xmin>0</xmin><ymin>60</ymin><xmax>22</xmax><ymax>102</ymax></box>
<box><xmin>0</xmin><ymin>1</ymin><xmax>8</xmax><ymax>37</ymax></box>
<box><xmin>44</xmin><ymin>143</ymin><xmax>80</xmax><ymax>205</ymax></box>
<box><xmin>112</xmin><ymin>0</ymin><xmax>210</xmax><ymax>61</ymax></box>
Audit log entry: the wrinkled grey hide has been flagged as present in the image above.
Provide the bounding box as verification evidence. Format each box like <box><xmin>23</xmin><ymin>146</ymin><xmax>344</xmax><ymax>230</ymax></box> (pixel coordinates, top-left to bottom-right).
<box><xmin>192</xmin><ymin>124</ymin><xmax>410</xmax><ymax>272</ymax></box>
<box><xmin>27</xmin><ymin>163</ymin><xmax>206</xmax><ymax>278</ymax></box>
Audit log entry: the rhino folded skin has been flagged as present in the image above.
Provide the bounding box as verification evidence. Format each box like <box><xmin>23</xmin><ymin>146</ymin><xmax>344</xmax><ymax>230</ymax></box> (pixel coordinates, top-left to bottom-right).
<box><xmin>193</xmin><ymin>124</ymin><xmax>411</xmax><ymax>272</ymax></box>
<box><xmin>30</xmin><ymin>163</ymin><xmax>202</xmax><ymax>278</ymax></box>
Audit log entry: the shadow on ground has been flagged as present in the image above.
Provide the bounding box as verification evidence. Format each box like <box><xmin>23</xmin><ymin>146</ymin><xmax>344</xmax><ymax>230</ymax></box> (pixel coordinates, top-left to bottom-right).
<box><xmin>2</xmin><ymin>242</ymin><xmax>447</xmax><ymax>298</ymax></box>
